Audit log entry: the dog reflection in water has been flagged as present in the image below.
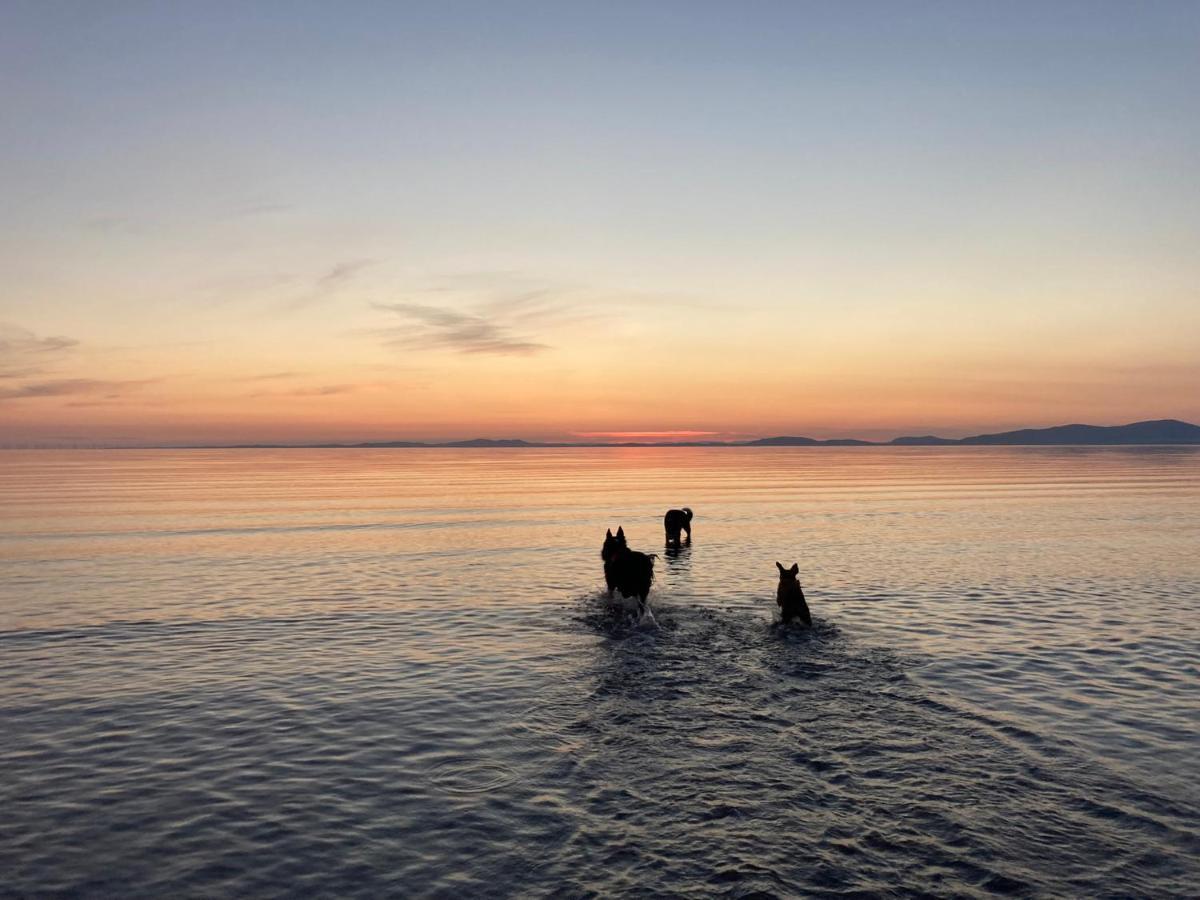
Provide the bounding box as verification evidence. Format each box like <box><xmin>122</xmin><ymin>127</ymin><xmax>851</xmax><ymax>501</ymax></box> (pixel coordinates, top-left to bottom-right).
<box><xmin>663</xmin><ymin>539</ymin><xmax>691</xmax><ymax>562</ymax></box>
<box><xmin>601</xmin><ymin>527</ymin><xmax>656</xmax><ymax>619</ymax></box>
<box><xmin>775</xmin><ymin>562</ymin><xmax>812</xmax><ymax>627</ymax></box>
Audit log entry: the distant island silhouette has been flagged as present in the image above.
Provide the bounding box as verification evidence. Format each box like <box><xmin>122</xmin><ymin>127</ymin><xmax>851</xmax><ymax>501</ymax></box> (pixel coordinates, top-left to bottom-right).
<box><xmin>209</xmin><ymin>419</ymin><xmax>1200</xmax><ymax>449</ymax></box>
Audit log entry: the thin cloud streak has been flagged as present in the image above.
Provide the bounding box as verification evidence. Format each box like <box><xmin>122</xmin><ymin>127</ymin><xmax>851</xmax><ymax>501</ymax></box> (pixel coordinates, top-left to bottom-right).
<box><xmin>364</xmin><ymin>271</ymin><xmax>617</xmax><ymax>356</ymax></box>
<box><xmin>372</xmin><ymin>302</ymin><xmax>550</xmax><ymax>356</ymax></box>
<box><xmin>0</xmin><ymin>378</ymin><xmax>156</xmax><ymax>401</ymax></box>
<box><xmin>318</xmin><ymin>259</ymin><xmax>374</xmax><ymax>290</ymax></box>
<box><xmin>0</xmin><ymin>324</ymin><xmax>80</xmax><ymax>379</ymax></box>
<box><xmin>290</xmin><ymin>385</ymin><xmax>353</xmax><ymax>396</ymax></box>
<box><xmin>288</xmin><ymin>259</ymin><xmax>376</xmax><ymax>310</ymax></box>
<box><xmin>249</xmin><ymin>384</ymin><xmax>357</xmax><ymax>398</ymax></box>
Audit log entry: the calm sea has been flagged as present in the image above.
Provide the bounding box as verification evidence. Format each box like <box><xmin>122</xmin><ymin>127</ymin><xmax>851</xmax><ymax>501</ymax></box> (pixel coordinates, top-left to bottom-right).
<box><xmin>2</xmin><ymin>447</ymin><xmax>1198</xmax><ymax>897</ymax></box>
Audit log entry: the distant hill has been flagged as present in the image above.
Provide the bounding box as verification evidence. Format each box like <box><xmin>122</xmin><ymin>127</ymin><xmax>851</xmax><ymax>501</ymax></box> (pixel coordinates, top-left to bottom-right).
<box><xmin>744</xmin><ymin>436</ymin><xmax>820</xmax><ymax>446</ymax></box>
<box><xmin>735</xmin><ymin>420</ymin><xmax>1200</xmax><ymax>446</ymax></box>
<box><xmin>957</xmin><ymin>419</ymin><xmax>1200</xmax><ymax>445</ymax></box>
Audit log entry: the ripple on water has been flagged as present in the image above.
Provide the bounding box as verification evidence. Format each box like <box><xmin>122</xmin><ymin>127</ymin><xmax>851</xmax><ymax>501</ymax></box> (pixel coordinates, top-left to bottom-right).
<box><xmin>517</xmin><ymin>701</ymin><xmax>588</xmax><ymax>737</ymax></box>
<box><xmin>426</xmin><ymin>757</ymin><xmax>520</xmax><ymax>794</ymax></box>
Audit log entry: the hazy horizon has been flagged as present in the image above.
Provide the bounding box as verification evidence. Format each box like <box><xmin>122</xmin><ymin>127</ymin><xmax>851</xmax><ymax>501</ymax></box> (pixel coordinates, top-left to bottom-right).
<box><xmin>3</xmin><ymin>3</ymin><xmax>1199</xmax><ymax>445</ymax></box>
<box><xmin>2</xmin><ymin>415</ymin><xmax>1196</xmax><ymax>450</ymax></box>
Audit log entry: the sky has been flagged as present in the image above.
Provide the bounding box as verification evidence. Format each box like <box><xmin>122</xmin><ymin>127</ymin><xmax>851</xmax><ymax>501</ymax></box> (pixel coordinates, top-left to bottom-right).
<box><xmin>2</xmin><ymin>1</ymin><xmax>1198</xmax><ymax>445</ymax></box>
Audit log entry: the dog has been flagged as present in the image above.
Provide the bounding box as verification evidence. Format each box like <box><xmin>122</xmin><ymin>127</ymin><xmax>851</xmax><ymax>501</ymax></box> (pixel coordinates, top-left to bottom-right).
<box><xmin>775</xmin><ymin>562</ymin><xmax>812</xmax><ymax>627</ymax></box>
<box><xmin>663</xmin><ymin>507</ymin><xmax>693</xmax><ymax>545</ymax></box>
<box><xmin>601</xmin><ymin>527</ymin><xmax>656</xmax><ymax>617</ymax></box>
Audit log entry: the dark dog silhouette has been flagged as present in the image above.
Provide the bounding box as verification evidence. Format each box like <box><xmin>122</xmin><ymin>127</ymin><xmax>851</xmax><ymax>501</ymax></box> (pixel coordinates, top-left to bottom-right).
<box><xmin>775</xmin><ymin>562</ymin><xmax>812</xmax><ymax>626</ymax></box>
<box><xmin>601</xmin><ymin>527</ymin><xmax>655</xmax><ymax>616</ymax></box>
<box><xmin>663</xmin><ymin>507</ymin><xmax>693</xmax><ymax>545</ymax></box>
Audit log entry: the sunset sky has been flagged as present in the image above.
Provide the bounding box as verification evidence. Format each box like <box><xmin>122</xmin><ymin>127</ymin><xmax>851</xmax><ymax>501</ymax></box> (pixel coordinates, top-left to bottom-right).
<box><xmin>2</xmin><ymin>2</ymin><xmax>1198</xmax><ymax>445</ymax></box>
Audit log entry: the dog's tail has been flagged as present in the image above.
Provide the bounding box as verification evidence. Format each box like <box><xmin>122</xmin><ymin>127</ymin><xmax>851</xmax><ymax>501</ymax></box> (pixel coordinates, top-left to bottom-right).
<box><xmin>682</xmin><ymin>507</ymin><xmax>693</xmax><ymax>521</ymax></box>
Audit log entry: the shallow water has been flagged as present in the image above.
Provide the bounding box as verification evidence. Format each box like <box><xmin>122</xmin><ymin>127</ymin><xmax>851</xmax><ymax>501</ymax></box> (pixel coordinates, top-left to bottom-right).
<box><xmin>1</xmin><ymin>447</ymin><xmax>1198</xmax><ymax>898</ymax></box>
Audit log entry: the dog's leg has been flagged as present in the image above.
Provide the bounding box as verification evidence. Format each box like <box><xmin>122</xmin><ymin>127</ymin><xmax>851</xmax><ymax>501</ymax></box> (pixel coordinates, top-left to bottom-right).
<box><xmin>637</xmin><ymin>598</ymin><xmax>648</xmax><ymax>621</ymax></box>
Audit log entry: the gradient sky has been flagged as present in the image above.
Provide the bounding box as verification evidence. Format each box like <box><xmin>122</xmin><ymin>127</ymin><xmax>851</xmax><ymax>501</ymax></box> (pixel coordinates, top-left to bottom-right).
<box><xmin>2</xmin><ymin>1</ymin><xmax>1198</xmax><ymax>445</ymax></box>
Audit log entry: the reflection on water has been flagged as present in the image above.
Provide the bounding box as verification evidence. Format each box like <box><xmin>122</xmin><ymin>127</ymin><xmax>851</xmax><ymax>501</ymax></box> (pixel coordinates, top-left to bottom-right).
<box><xmin>663</xmin><ymin>537</ymin><xmax>692</xmax><ymax>563</ymax></box>
<box><xmin>1</xmin><ymin>447</ymin><xmax>1198</xmax><ymax>896</ymax></box>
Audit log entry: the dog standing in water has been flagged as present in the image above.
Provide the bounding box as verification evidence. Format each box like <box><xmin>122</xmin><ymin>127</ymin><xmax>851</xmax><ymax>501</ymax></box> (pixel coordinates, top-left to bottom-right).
<box><xmin>601</xmin><ymin>527</ymin><xmax>656</xmax><ymax>617</ymax></box>
<box><xmin>663</xmin><ymin>507</ymin><xmax>693</xmax><ymax>545</ymax></box>
<box><xmin>775</xmin><ymin>562</ymin><xmax>812</xmax><ymax>626</ymax></box>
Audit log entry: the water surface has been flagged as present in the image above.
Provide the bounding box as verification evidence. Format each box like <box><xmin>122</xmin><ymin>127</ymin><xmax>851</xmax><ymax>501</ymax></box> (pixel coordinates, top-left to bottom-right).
<box><xmin>2</xmin><ymin>447</ymin><xmax>1198</xmax><ymax>897</ymax></box>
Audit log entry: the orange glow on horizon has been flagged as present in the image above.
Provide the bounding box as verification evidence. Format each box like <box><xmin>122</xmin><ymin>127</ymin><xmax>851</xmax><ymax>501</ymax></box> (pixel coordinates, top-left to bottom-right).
<box><xmin>572</xmin><ymin>431</ymin><xmax>725</xmax><ymax>439</ymax></box>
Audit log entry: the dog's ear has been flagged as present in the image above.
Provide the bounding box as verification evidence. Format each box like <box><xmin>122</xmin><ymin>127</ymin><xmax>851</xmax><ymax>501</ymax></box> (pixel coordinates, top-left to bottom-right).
<box><xmin>790</xmin><ymin>563</ymin><xmax>799</xmax><ymax>575</ymax></box>
<box><xmin>776</xmin><ymin>561</ymin><xmax>785</xmax><ymax>574</ymax></box>
<box><xmin>616</xmin><ymin>526</ymin><xmax>624</xmax><ymax>538</ymax></box>
<box><xmin>606</xmin><ymin>528</ymin><xmax>612</xmax><ymax>538</ymax></box>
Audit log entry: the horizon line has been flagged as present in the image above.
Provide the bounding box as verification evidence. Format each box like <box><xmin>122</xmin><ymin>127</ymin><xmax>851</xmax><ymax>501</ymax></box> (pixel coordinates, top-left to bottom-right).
<box><xmin>3</xmin><ymin>418</ymin><xmax>1197</xmax><ymax>451</ymax></box>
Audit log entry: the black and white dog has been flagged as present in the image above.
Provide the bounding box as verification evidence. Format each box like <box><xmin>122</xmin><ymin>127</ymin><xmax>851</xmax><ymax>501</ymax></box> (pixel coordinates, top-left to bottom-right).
<box><xmin>663</xmin><ymin>507</ymin><xmax>693</xmax><ymax>545</ymax></box>
<box><xmin>601</xmin><ymin>526</ymin><xmax>655</xmax><ymax>617</ymax></box>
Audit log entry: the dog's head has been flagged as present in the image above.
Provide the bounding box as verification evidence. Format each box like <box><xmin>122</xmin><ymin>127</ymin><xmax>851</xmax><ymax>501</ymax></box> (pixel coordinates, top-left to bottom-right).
<box><xmin>601</xmin><ymin>526</ymin><xmax>628</xmax><ymax>561</ymax></box>
<box><xmin>776</xmin><ymin>561</ymin><xmax>800</xmax><ymax>582</ymax></box>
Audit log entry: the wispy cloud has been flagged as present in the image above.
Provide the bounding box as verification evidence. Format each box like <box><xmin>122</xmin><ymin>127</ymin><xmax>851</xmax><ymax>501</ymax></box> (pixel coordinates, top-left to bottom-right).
<box><xmin>365</xmin><ymin>272</ymin><xmax>610</xmax><ymax>357</ymax></box>
<box><xmin>318</xmin><ymin>259</ymin><xmax>373</xmax><ymax>289</ymax></box>
<box><xmin>280</xmin><ymin>384</ymin><xmax>354</xmax><ymax>397</ymax></box>
<box><xmin>243</xmin><ymin>382</ymin><xmax>358</xmax><ymax>399</ymax></box>
<box><xmin>371</xmin><ymin>302</ymin><xmax>550</xmax><ymax>355</ymax></box>
<box><xmin>0</xmin><ymin>324</ymin><xmax>79</xmax><ymax>379</ymax></box>
<box><xmin>0</xmin><ymin>378</ymin><xmax>155</xmax><ymax>401</ymax></box>
<box><xmin>288</xmin><ymin>259</ymin><xmax>376</xmax><ymax>310</ymax></box>
<box><xmin>362</xmin><ymin>271</ymin><xmax>707</xmax><ymax>358</ymax></box>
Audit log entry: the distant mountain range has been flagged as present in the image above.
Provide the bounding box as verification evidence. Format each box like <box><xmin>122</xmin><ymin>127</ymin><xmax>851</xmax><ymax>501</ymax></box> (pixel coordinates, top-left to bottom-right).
<box><xmin>887</xmin><ymin>419</ymin><xmax>1200</xmax><ymax>446</ymax></box>
<box><xmin>212</xmin><ymin>419</ymin><xmax>1200</xmax><ymax>449</ymax></box>
<box><xmin>959</xmin><ymin>419</ymin><xmax>1200</xmax><ymax>445</ymax></box>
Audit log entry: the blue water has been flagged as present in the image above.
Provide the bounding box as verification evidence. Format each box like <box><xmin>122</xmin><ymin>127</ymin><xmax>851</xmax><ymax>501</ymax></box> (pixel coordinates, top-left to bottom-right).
<box><xmin>2</xmin><ymin>448</ymin><xmax>1198</xmax><ymax>897</ymax></box>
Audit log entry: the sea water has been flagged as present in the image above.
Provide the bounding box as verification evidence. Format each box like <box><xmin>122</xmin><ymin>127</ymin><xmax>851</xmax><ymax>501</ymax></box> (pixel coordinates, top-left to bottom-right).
<box><xmin>1</xmin><ymin>447</ymin><xmax>1198</xmax><ymax>897</ymax></box>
